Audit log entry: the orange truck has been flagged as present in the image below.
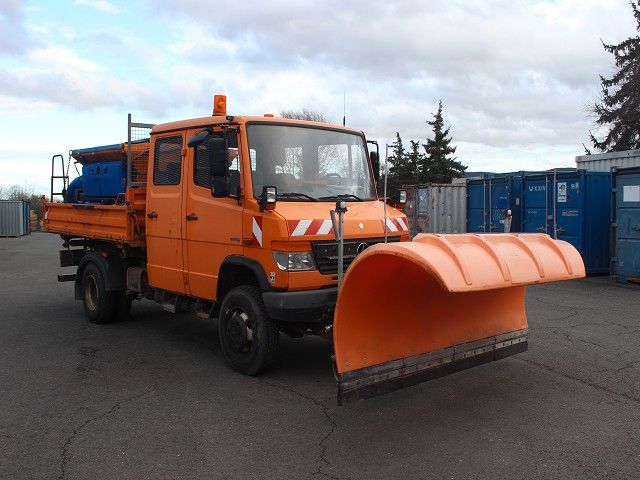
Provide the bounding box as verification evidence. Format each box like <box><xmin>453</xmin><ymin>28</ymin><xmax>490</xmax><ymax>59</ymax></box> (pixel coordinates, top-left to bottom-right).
<box><xmin>44</xmin><ymin>96</ymin><xmax>585</xmax><ymax>404</ymax></box>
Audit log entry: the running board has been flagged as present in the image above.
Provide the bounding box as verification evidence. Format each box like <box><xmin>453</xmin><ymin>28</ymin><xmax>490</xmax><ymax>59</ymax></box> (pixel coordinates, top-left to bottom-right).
<box><xmin>335</xmin><ymin>329</ymin><xmax>528</xmax><ymax>405</ymax></box>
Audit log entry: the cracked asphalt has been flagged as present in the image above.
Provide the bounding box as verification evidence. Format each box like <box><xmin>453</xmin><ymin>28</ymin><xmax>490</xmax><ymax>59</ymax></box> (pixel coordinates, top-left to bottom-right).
<box><xmin>1</xmin><ymin>233</ymin><xmax>639</xmax><ymax>479</ymax></box>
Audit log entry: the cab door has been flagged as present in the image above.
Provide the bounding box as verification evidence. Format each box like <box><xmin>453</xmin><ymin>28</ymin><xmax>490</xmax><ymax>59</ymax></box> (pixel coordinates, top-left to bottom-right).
<box><xmin>146</xmin><ymin>134</ymin><xmax>188</xmax><ymax>294</ymax></box>
<box><xmin>183</xmin><ymin>129</ymin><xmax>243</xmax><ymax>300</ymax></box>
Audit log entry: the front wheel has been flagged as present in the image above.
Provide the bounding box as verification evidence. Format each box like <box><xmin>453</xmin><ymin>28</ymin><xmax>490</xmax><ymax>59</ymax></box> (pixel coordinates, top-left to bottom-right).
<box><xmin>218</xmin><ymin>286</ymin><xmax>279</xmax><ymax>376</ymax></box>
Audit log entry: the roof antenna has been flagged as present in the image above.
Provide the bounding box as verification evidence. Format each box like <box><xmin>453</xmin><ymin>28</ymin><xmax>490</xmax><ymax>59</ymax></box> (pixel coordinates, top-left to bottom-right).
<box><xmin>342</xmin><ymin>88</ymin><xmax>346</xmax><ymax>126</ymax></box>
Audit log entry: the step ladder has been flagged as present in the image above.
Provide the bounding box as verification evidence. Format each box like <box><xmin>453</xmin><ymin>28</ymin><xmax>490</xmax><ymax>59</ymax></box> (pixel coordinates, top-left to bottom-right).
<box><xmin>50</xmin><ymin>154</ymin><xmax>69</xmax><ymax>202</ymax></box>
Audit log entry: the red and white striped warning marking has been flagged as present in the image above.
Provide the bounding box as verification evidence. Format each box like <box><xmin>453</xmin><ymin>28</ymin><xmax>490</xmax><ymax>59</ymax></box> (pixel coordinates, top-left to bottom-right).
<box><xmin>288</xmin><ymin>219</ymin><xmax>334</xmax><ymax>237</ymax></box>
<box><xmin>381</xmin><ymin>217</ymin><xmax>409</xmax><ymax>233</ymax></box>
<box><xmin>287</xmin><ymin>217</ymin><xmax>409</xmax><ymax>236</ymax></box>
<box><xmin>252</xmin><ymin>216</ymin><xmax>263</xmax><ymax>246</ymax></box>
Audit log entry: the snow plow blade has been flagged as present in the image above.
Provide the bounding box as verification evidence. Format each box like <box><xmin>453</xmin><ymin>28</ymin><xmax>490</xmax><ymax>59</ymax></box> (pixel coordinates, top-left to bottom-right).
<box><xmin>333</xmin><ymin>233</ymin><xmax>585</xmax><ymax>404</ymax></box>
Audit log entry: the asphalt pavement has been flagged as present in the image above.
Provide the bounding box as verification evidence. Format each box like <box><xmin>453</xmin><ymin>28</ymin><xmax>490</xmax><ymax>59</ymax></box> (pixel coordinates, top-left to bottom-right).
<box><xmin>1</xmin><ymin>233</ymin><xmax>639</xmax><ymax>479</ymax></box>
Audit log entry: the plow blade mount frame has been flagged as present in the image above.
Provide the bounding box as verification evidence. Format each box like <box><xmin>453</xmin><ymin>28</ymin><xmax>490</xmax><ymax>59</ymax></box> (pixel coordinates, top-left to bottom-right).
<box><xmin>332</xmin><ymin>233</ymin><xmax>585</xmax><ymax>404</ymax></box>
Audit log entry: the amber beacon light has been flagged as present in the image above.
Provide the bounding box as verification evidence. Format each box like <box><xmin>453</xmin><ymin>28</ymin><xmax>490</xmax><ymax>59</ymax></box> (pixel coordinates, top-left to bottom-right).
<box><xmin>213</xmin><ymin>95</ymin><xmax>227</xmax><ymax>116</ymax></box>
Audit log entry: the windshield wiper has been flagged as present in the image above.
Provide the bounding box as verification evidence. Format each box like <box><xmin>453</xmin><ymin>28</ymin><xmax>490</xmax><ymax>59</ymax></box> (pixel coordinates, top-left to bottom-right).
<box><xmin>318</xmin><ymin>194</ymin><xmax>364</xmax><ymax>202</ymax></box>
<box><xmin>277</xmin><ymin>192</ymin><xmax>318</xmax><ymax>201</ymax></box>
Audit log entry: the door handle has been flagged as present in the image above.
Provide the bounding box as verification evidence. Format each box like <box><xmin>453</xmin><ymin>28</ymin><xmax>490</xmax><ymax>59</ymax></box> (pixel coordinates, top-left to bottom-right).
<box><xmin>147</xmin><ymin>211</ymin><xmax>158</xmax><ymax>219</ymax></box>
<box><xmin>186</xmin><ymin>213</ymin><xmax>198</xmax><ymax>221</ymax></box>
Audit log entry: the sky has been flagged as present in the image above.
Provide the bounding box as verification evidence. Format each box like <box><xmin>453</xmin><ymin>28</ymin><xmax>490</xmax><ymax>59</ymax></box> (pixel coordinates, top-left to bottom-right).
<box><xmin>0</xmin><ymin>0</ymin><xmax>635</xmax><ymax>195</ymax></box>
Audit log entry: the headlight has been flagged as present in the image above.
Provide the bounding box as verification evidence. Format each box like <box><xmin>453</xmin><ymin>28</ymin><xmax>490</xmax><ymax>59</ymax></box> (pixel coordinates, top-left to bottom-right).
<box><xmin>273</xmin><ymin>251</ymin><xmax>316</xmax><ymax>271</ymax></box>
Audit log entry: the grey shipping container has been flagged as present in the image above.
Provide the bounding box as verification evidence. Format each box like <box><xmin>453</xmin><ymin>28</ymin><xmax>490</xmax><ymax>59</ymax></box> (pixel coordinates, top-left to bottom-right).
<box><xmin>0</xmin><ymin>200</ymin><xmax>31</xmax><ymax>237</ymax></box>
<box><xmin>404</xmin><ymin>184</ymin><xmax>466</xmax><ymax>235</ymax></box>
<box><xmin>612</xmin><ymin>166</ymin><xmax>640</xmax><ymax>284</ymax></box>
<box><xmin>575</xmin><ymin>149</ymin><xmax>640</xmax><ymax>172</ymax></box>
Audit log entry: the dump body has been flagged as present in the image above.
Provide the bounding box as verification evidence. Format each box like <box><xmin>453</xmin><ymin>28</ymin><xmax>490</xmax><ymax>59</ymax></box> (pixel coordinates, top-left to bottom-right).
<box><xmin>44</xmin><ymin>188</ymin><xmax>147</xmax><ymax>246</ymax></box>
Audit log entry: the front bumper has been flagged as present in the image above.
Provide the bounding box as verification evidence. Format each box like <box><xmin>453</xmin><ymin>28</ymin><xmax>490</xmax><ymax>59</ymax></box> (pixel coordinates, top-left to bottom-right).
<box><xmin>262</xmin><ymin>287</ymin><xmax>338</xmax><ymax>323</ymax></box>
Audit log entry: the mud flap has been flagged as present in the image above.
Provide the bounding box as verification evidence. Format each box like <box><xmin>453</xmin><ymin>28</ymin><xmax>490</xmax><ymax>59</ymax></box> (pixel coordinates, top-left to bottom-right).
<box><xmin>333</xmin><ymin>233</ymin><xmax>585</xmax><ymax>404</ymax></box>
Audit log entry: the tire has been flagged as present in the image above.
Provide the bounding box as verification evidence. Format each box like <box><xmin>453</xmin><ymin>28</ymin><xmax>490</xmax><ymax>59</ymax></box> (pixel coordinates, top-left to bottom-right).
<box><xmin>218</xmin><ymin>286</ymin><xmax>279</xmax><ymax>376</ymax></box>
<box><xmin>81</xmin><ymin>262</ymin><xmax>130</xmax><ymax>324</ymax></box>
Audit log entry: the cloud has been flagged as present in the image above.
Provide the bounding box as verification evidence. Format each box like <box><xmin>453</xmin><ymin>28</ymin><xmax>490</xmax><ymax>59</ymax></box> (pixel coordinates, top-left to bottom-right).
<box><xmin>0</xmin><ymin>0</ymin><xmax>33</xmax><ymax>54</ymax></box>
<box><xmin>0</xmin><ymin>0</ymin><xmax>635</xmax><ymax>180</ymax></box>
<box><xmin>143</xmin><ymin>0</ymin><xmax>634</xmax><ymax>154</ymax></box>
<box><xmin>74</xmin><ymin>0</ymin><xmax>121</xmax><ymax>14</ymax></box>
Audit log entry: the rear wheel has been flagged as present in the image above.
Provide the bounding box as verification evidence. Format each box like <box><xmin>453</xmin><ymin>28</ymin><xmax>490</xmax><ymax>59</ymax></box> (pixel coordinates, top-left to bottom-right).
<box><xmin>81</xmin><ymin>262</ymin><xmax>130</xmax><ymax>324</ymax></box>
<box><xmin>218</xmin><ymin>286</ymin><xmax>279</xmax><ymax>376</ymax></box>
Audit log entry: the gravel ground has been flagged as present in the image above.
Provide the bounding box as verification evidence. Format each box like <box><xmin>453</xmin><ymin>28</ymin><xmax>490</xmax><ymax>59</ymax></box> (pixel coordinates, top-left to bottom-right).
<box><xmin>1</xmin><ymin>232</ymin><xmax>639</xmax><ymax>479</ymax></box>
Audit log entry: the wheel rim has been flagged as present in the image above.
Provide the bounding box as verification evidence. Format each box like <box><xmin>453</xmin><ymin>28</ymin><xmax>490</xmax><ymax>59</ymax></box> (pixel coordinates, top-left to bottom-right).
<box><xmin>226</xmin><ymin>309</ymin><xmax>254</xmax><ymax>354</ymax></box>
<box><xmin>85</xmin><ymin>275</ymin><xmax>98</xmax><ymax>311</ymax></box>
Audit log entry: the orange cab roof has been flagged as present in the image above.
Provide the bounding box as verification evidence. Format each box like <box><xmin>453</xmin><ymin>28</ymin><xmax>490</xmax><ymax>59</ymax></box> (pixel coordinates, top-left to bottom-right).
<box><xmin>151</xmin><ymin>115</ymin><xmax>364</xmax><ymax>136</ymax></box>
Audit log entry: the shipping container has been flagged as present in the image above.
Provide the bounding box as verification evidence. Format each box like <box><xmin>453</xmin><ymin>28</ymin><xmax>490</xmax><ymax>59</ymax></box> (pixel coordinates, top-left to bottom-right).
<box><xmin>611</xmin><ymin>166</ymin><xmax>640</xmax><ymax>284</ymax></box>
<box><xmin>575</xmin><ymin>149</ymin><xmax>640</xmax><ymax>172</ymax></box>
<box><xmin>0</xmin><ymin>200</ymin><xmax>31</xmax><ymax>237</ymax></box>
<box><xmin>404</xmin><ymin>184</ymin><xmax>466</xmax><ymax>235</ymax></box>
<box><xmin>521</xmin><ymin>171</ymin><xmax>611</xmax><ymax>274</ymax></box>
<box><xmin>466</xmin><ymin>173</ymin><xmax>527</xmax><ymax>233</ymax></box>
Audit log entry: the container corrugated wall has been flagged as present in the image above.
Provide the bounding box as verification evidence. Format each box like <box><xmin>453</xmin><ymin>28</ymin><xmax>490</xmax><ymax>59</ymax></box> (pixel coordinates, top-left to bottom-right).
<box><xmin>466</xmin><ymin>173</ymin><xmax>529</xmax><ymax>233</ymax></box>
<box><xmin>404</xmin><ymin>184</ymin><xmax>466</xmax><ymax>235</ymax></box>
<box><xmin>575</xmin><ymin>149</ymin><xmax>640</xmax><ymax>172</ymax></box>
<box><xmin>612</xmin><ymin>166</ymin><xmax>640</xmax><ymax>284</ymax></box>
<box><xmin>0</xmin><ymin>200</ymin><xmax>31</xmax><ymax>237</ymax></box>
<box><xmin>521</xmin><ymin>171</ymin><xmax>611</xmax><ymax>275</ymax></box>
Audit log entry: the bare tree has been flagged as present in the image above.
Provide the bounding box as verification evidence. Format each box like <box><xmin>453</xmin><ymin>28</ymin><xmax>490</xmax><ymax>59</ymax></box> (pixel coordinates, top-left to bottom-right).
<box><xmin>280</xmin><ymin>108</ymin><xmax>327</xmax><ymax>123</ymax></box>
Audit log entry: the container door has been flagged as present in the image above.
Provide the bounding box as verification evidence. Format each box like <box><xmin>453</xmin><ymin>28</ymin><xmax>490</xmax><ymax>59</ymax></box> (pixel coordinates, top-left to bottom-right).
<box><xmin>489</xmin><ymin>180</ymin><xmax>510</xmax><ymax>232</ymax></box>
<box><xmin>183</xmin><ymin>129</ymin><xmax>243</xmax><ymax>301</ymax></box>
<box><xmin>522</xmin><ymin>176</ymin><xmax>549</xmax><ymax>233</ymax></box>
<box><xmin>552</xmin><ymin>175</ymin><xmax>583</xmax><ymax>252</ymax></box>
<box><xmin>466</xmin><ymin>181</ymin><xmax>486</xmax><ymax>232</ymax></box>
<box><xmin>615</xmin><ymin>171</ymin><xmax>640</xmax><ymax>280</ymax></box>
<box><xmin>146</xmin><ymin>134</ymin><xmax>188</xmax><ymax>294</ymax></box>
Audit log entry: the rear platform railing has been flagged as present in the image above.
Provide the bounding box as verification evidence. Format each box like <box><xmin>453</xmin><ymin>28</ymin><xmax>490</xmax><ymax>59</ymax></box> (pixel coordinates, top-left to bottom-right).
<box><xmin>50</xmin><ymin>154</ymin><xmax>69</xmax><ymax>202</ymax></box>
<box><xmin>127</xmin><ymin>114</ymin><xmax>154</xmax><ymax>188</ymax></box>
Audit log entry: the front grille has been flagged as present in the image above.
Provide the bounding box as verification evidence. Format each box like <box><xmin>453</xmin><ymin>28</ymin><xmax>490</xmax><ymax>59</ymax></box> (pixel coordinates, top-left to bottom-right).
<box><xmin>311</xmin><ymin>236</ymin><xmax>401</xmax><ymax>275</ymax></box>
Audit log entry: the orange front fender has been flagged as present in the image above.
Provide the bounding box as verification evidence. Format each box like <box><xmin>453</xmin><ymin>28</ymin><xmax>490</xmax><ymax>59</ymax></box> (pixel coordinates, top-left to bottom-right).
<box><xmin>333</xmin><ymin>233</ymin><xmax>585</xmax><ymax>404</ymax></box>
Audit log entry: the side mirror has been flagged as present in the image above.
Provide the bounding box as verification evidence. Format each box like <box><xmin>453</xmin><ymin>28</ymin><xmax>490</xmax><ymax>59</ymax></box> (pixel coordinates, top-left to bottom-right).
<box><xmin>259</xmin><ymin>186</ymin><xmax>277</xmax><ymax>212</ymax></box>
<box><xmin>205</xmin><ymin>137</ymin><xmax>229</xmax><ymax>198</ymax></box>
<box><xmin>369</xmin><ymin>151</ymin><xmax>380</xmax><ymax>184</ymax></box>
<box><xmin>188</xmin><ymin>129</ymin><xmax>211</xmax><ymax>148</ymax></box>
<box><xmin>206</xmin><ymin>137</ymin><xmax>228</xmax><ymax>177</ymax></box>
<box><xmin>211</xmin><ymin>176</ymin><xmax>230</xmax><ymax>198</ymax></box>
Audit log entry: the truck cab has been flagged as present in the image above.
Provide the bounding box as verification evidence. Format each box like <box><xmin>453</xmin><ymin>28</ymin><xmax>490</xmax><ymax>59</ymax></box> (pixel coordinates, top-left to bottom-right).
<box><xmin>145</xmin><ymin>111</ymin><xmax>409</xmax><ymax>372</ymax></box>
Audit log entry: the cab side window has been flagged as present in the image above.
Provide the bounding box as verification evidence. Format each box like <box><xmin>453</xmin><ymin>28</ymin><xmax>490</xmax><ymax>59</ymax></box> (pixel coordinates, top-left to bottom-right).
<box><xmin>153</xmin><ymin>136</ymin><xmax>183</xmax><ymax>185</ymax></box>
<box><xmin>194</xmin><ymin>130</ymin><xmax>240</xmax><ymax>196</ymax></box>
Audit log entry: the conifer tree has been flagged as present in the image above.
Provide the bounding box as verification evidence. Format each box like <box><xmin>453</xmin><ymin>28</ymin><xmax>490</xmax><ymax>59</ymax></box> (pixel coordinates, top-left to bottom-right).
<box><xmin>590</xmin><ymin>1</ymin><xmax>640</xmax><ymax>151</ymax></box>
<box><xmin>386</xmin><ymin>132</ymin><xmax>407</xmax><ymax>192</ymax></box>
<box><xmin>406</xmin><ymin>140</ymin><xmax>423</xmax><ymax>183</ymax></box>
<box><xmin>421</xmin><ymin>101</ymin><xmax>466</xmax><ymax>183</ymax></box>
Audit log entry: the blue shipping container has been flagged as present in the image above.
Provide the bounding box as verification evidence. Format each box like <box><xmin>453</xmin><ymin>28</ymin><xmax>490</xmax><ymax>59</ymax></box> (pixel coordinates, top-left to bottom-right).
<box><xmin>612</xmin><ymin>167</ymin><xmax>640</xmax><ymax>284</ymax></box>
<box><xmin>467</xmin><ymin>173</ymin><xmax>526</xmax><ymax>233</ymax></box>
<box><xmin>521</xmin><ymin>170</ymin><xmax>611</xmax><ymax>274</ymax></box>
<box><xmin>81</xmin><ymin>161</ymin><xmax>125</xmax><ymax>200</ymax></box>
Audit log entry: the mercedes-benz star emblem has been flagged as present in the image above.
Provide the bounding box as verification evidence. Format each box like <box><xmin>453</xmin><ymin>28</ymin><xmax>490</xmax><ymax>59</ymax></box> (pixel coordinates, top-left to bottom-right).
<box><xmin>356</xmin><ymin>242</ymin><xmax>369</xmax><ymax>255</ymax></box>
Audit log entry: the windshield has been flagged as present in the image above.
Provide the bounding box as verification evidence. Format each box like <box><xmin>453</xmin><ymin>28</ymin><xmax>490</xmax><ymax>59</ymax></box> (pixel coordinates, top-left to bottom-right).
<box><xmin>247</xmin><ymin>124</ymin><xmax>375</xmax><ymax>201</ymax></box>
